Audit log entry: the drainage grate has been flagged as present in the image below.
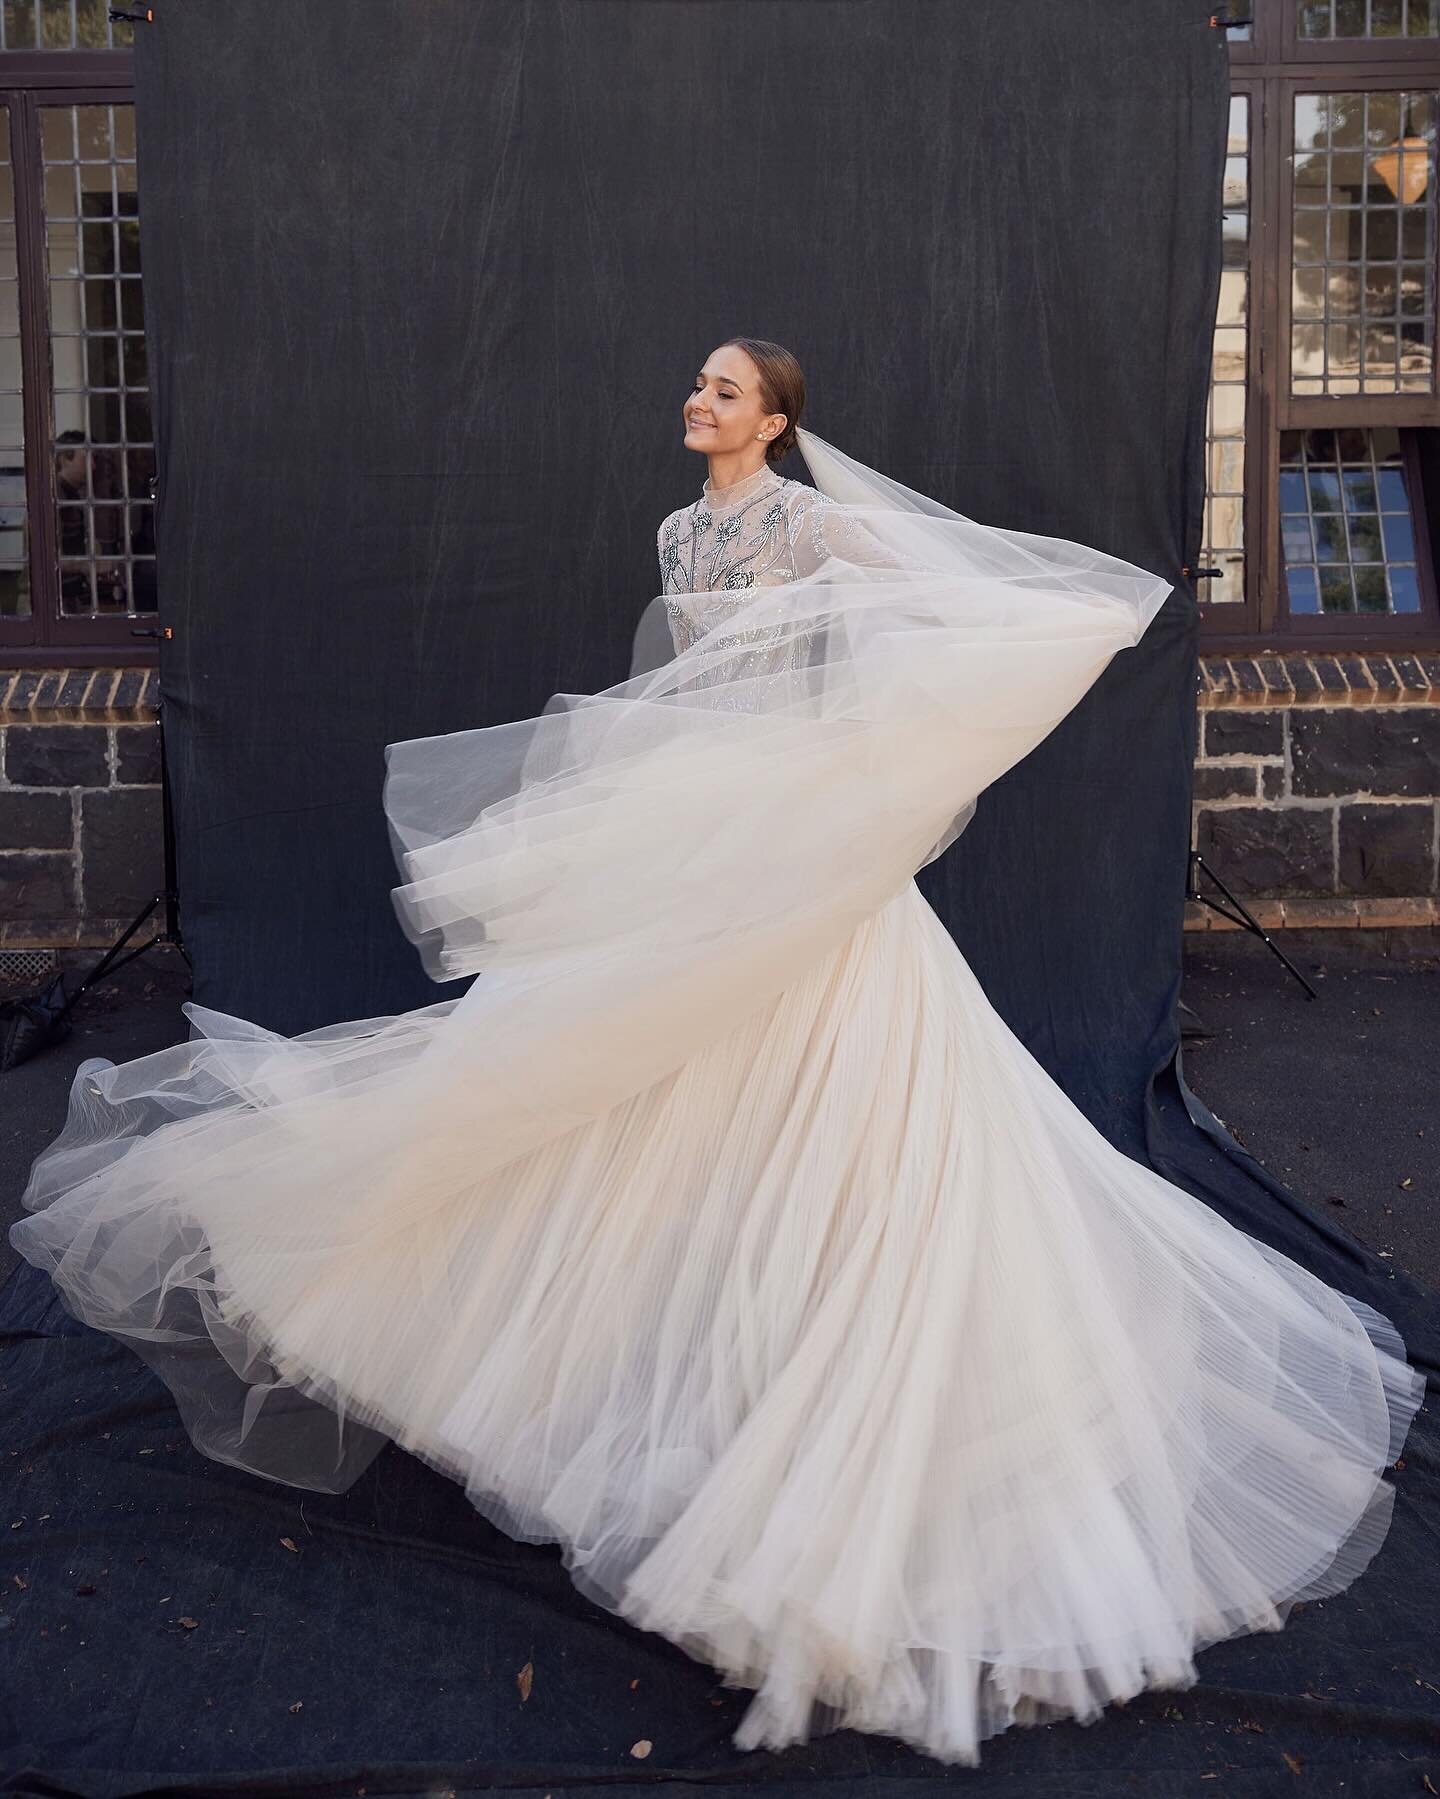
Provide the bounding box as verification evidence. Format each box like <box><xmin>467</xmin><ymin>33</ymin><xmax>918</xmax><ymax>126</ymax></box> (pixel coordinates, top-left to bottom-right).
<box><xmin>0</xmin><ymin>948</ymin><xmax>60</xmax><ymax>992</ymax></box>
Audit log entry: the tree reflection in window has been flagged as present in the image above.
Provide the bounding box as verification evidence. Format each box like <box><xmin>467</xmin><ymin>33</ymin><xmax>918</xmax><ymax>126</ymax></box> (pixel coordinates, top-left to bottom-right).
<box><xmin>1279</xmin><ymin>426</ymin><xmax>1422</xmax><ymax>613</ymax></box>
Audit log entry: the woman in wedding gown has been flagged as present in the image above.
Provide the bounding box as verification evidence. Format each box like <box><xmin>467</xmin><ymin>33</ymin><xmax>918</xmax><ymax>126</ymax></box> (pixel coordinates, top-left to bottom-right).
<box><xmin>10</xmin><ymin>336</ymin><xmax>1424</xmax><ymax>1768</ymax></box>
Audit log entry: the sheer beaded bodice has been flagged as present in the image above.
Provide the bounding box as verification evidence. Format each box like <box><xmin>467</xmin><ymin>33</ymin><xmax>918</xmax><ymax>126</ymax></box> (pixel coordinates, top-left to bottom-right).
<box><xmin>656</xmin><ymin>464</ymin><xmax>816</xmax><ymax>704</ymax></box>
<box><xmin>657</xmin><ymin>460</ymin><xmax>923</xmax><ymax>679</ymax></box>
<box><xmin>659</xmin><ymin>465</ymin><xmax>804</xmax><ymax>647</ymax></box>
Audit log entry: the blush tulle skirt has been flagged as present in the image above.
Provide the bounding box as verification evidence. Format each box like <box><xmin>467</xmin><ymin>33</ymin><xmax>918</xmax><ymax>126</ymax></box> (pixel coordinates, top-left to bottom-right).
<box><xmin>10</xmin><ymin>875</ymin><xmax>1423</xmax><ymax>1765</ymax></box>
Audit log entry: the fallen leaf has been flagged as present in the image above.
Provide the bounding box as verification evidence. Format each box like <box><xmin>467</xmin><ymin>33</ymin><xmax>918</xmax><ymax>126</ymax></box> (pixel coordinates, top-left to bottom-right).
<box><xmin>1283</xmin><ymin>1752</ymin><xmax>1303</xmax><ymax>1775</ymax></box>
<box><xmin>11</xmin><ymin>1576</ymin><xmax>26</xmax><ymax>1591</ymax></box>
<box><xmin>1399</xmin><ymin>1177</ymin><xmax>1414</xmax><ymax>1189</ymax></box>
<box><xmin>630</xmin><ymin>1739</ymin><xmax>653</xmax><ymax>1759</ymax></box>
<box><xmin>177</xmin><ymin>1616</ymin><xmax>199</xmax><ymax>1630</ymax></box>
<box><xmin>289</xmin><ymin>1701</ymin><xmax>303</xmax><ymax>1713</ymax></box>
<box><xmin>517</xmin><ymin>1660</ymin><xmax>533</xmax><ymax>1702</ymax></box>
<box><xmin>279</xmin><ymin>1537</ymin><xmax>299</xmax><ymax>1553</ymax></box>
<box><xmin>629</xmin><ymin>1678</ymin><xmax>639</xmax><ymax>1690</ymax></box>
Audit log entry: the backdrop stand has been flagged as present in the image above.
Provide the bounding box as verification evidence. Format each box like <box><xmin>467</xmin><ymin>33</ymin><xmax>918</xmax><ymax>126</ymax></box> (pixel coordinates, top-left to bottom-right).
<box><xmin>1187</xmin><ymin>848</ymin><xmax>1319</xmax><ymax>999</ymax></box>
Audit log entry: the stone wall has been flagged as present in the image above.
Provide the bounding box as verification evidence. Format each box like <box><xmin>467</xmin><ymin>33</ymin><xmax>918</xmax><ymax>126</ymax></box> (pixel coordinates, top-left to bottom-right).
<box><xmin>1189</xmin><ymin>651</ymin><xmax>1440</xmax><ymax>932</ymax></box>
<box><xmin>0</xmin><ymin>667</ymin><xmax>163</xmax><ymax>950</ymax></box>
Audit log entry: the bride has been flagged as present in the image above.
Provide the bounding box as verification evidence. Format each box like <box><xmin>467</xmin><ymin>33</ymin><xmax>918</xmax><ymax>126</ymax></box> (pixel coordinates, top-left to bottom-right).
<box><xmin>10</xmin><ymin>336</ymin><xmax>1424</xmax><ymax>1768</ymax></box>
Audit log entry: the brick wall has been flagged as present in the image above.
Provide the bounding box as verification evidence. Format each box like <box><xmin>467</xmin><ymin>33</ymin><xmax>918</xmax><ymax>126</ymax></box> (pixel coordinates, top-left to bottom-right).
<box><xmin>1190</xmin><ymin>651</ymin><xmax>1440</xmax><ymax>932</ymax></box>
<box><xmin>0</xmin><ymin>667</ymin><xmax>163</xmax><ymax>949</ymax></box>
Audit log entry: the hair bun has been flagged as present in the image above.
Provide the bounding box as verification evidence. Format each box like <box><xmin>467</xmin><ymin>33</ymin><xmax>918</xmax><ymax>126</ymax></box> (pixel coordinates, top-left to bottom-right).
<box><xmin>720</xmin><ymin>336</ymin><xmax>805</xmax><ymax>468</ymax></box>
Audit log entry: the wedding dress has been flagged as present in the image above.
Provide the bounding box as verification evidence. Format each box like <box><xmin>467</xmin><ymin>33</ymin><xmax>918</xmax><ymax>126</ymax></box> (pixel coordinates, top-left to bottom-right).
<box><xmin>9</xmin><ymin>430</ymin><xmax>1424</xmax><ymax>1768</ymax></box>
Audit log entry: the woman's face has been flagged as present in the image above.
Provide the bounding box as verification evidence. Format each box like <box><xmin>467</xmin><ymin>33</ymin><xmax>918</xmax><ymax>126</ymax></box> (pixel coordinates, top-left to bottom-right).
<box><xmin>683</xmin><ymin>346</ymin><xmax>785</xmax><ymax>457</ymax></box>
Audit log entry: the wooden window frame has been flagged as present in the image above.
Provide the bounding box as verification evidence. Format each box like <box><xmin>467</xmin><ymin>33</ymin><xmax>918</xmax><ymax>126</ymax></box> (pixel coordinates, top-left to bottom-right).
<box><xmin>1206</xmin><ymin>4</ymin><xmax>1440</xmax><ymax>651</ymax></box>
<box><xmin>0</xmin><ymin>48</ymin><xmax>153</xmax><ymax>668</ymax></box>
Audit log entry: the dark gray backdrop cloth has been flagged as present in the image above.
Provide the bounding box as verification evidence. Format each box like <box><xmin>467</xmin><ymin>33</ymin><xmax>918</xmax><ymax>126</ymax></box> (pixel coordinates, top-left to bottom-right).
<box><xmin>4</xmin><ymin>2</ymin><xmax>1436</xmax><ymax>1793</ymax></box>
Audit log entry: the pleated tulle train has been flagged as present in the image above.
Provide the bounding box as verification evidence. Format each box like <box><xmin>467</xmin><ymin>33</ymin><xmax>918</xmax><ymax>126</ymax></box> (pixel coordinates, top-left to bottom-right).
<box><xmin>18</xmin><ymin>877</ymin><xmax>1418</xmax><ymax>1765</ymax></box>
<box><xmin>413</xmin><ymin>880</ymin><xmax>1421</xmax><ymax>1763</ymax></box>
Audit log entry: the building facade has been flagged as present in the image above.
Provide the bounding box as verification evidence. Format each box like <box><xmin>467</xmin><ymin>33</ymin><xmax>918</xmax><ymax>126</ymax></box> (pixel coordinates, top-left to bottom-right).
<box><xmin>1190</xmin><ymin>2</ymin><xmax>1440</xmax><ymax>929</ymax></box>
<box><xmin>2</xmin><ymin>3</ymin><xmax>1440</xmax><ymax>981</ymax></box>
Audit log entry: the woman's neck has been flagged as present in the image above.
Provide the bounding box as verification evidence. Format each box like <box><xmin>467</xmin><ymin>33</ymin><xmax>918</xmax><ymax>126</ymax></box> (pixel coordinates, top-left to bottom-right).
<box><xmin>702</xmin><ymin>460</ymin><xmax>777</xmax><ymax>508</ymax></box>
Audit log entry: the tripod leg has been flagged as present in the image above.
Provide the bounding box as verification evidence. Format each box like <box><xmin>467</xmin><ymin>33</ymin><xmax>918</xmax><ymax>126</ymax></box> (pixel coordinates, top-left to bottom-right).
<box><xmin>1188</xmin><ymin>853</ymin><xmax>1319</xmax><ymax>999</ymax></box>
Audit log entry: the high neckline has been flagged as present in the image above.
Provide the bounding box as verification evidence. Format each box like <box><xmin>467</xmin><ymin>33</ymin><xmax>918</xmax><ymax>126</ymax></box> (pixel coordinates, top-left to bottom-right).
<box><xmin>700</xmin><ymin>461</ymin><xmax>781</xmax><ymax>511</ymax></box>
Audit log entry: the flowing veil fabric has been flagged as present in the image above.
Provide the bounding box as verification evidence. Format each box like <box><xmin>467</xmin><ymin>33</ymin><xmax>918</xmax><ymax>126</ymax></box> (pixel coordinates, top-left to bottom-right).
<box><xmin>382</xmin><ymin>427</ymin><xmax>1174</xmax><ymax>987</ymax></box>
<box><xmin>9</xmin><ymin>428</ymin><xmax>1424</xmax><ymax>1764</ymax></box>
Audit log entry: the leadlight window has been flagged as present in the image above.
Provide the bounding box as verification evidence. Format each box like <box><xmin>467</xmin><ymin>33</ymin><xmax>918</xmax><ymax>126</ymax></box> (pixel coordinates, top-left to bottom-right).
<box><xmin>43</xmin><ymin>100</ymin><xmax>153</xmax><ymax>615</ymax></box>
<box><xmin>0</xmin><ymin>1</ymin><xmax>135</xmax><ymax>52</ymax></box>
<box><xmin>1291</xmin><ymin>89</ymin><xmax>1437</xmax><ymax>395</ymax></box>
<box><xmin>0</xmin><ymin>107</ymin><xmax>26</xmax><ymax>622</ymax></box>
<box><xmin>1211</xmin><ymin>4</ymin><xmax>1440</xmax><ymax>646</ymax></box>
<box><xmin>1279</xmin><ymin>424</ymin><xmax>1426</xmax><ymax>611</ymax></box>
<box><xmin>1297</xmin><ymin>0</ymin><xmax>1440</xmax><ymax>39</ymax></box>
<box><xmin>1202</xmin><ymin>94</ymin><xmax>1253</xmax><ymax>607</ymax></box>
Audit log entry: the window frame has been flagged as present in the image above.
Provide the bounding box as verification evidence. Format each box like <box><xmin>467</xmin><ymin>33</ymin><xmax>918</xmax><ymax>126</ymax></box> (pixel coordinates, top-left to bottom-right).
<box><xmin>1205</xmin><ymin>5</ymin><xmax>1440</xmax><ymax>652</ymax></box>
<box><xmin>0</xmin><ymin>48</ymin><xmax>152</xmax><ymax>668</ymax></box>
<box><xmin>1282</xmin><ymin>3</ymin><xmax>1440</xmax><ymax>63</ymax></box>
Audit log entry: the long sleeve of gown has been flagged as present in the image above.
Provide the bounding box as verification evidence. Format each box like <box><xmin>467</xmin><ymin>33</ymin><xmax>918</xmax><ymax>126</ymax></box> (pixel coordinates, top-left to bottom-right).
<box><xmin>787</xmin><ymin>490</ymin><xmax>937</xmax><ymax>580</ymax></box>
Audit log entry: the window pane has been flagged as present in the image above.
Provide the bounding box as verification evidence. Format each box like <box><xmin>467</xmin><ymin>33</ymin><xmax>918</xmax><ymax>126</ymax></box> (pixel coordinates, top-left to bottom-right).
<box><xmin>1290</xmin><ymin>90</ymin><xmax>1437</xmax><ymax>395</ymax></box>
<box><xmin>42</xmin><ymin>103</ymin><xmax>155</xmax><ymax>618</ymax></box>
<box><xmin>1279</xmin><ymin>427</ymin><xmax>1424</xmax><ymax>616</ymax></box>
<box><xmin>1204</xmin><ymin>95</ymin><xmax>1251</xmax><ymax>607</ymax></box>
<box><xmin>0</xmin><ymin>0</ymin><xmax>134</xmax><ymax>49</ymax></box>
<box><xmin>0</xmin><ymin>106</ymin><xmax>28</xmax><ymax>621</ymax></box>
<box><xmin>1298</xmin><ymin>0</ymin><xmax>1440</xmax><ymax>34</ymax></box>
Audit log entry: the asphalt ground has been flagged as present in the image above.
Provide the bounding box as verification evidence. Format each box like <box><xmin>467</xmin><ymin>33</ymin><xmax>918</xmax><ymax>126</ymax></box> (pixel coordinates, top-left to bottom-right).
<box><xmin>1178</xmin><ymin>926</ymin><xmax>1439</xmax><ymax>1292</ymax></box>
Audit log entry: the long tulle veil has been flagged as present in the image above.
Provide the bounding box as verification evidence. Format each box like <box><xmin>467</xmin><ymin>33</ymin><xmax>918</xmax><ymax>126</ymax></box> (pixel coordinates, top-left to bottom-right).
<box><xmin>383</xmin><ymin>425</ymin><xmax>1173</xmax><ymax>983</ymax></box>
<box><xmin>13</xmin><ymin>424</ymin><xmax>1175</xmax><ymax>1497</ymax></box>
